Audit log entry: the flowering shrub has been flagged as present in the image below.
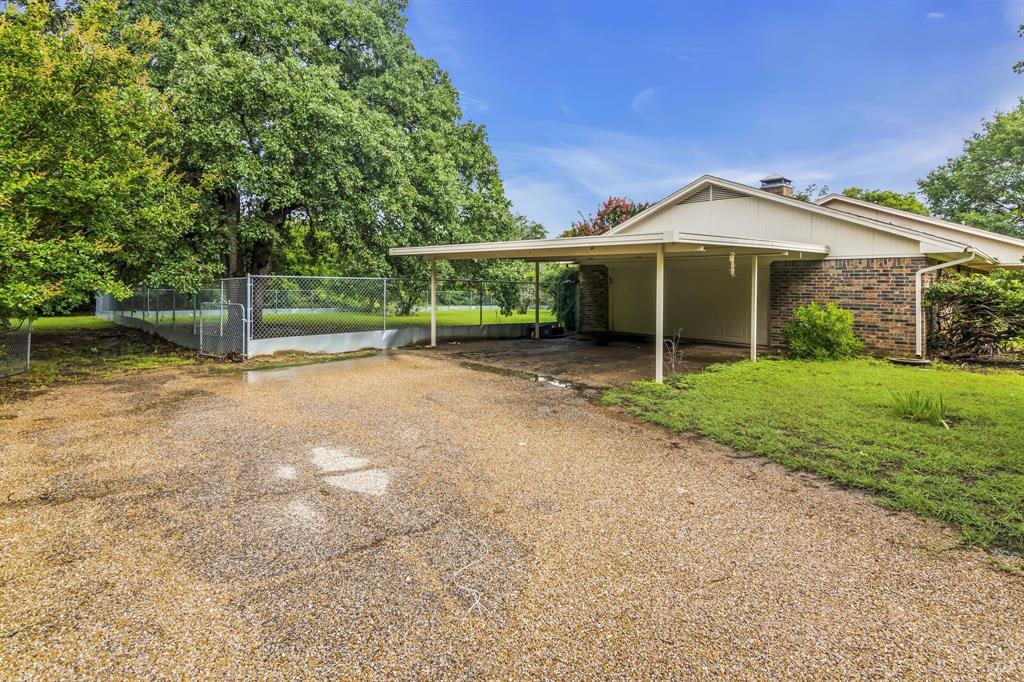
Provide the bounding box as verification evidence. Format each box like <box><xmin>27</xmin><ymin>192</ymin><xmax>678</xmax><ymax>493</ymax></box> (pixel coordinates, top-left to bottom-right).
<box><xmin>560</xmin><ymin>197</ymin><xmax>651</xmax><ymax>237</ymax></box>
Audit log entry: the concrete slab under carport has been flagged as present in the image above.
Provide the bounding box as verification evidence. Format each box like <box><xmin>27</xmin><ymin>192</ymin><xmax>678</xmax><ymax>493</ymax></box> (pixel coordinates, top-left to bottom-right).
<box><xmin>428</xmin><ymin>335</ymin><xmax>751</xmax><ymax>388</ymax></box>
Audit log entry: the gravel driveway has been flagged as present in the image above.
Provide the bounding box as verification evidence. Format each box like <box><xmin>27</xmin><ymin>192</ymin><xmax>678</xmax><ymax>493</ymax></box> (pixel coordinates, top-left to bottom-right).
<box><xmin>1</xmin><ymin>352</ymin><xmax>1022</xmax><ymax>678</ymax></box>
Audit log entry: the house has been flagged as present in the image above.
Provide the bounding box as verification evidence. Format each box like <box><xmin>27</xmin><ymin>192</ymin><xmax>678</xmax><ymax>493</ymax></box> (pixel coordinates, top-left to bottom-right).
<box><xmin>390</xmin><ymin>175</ymin><xmax>1024</xmax><ymax>382</ymax></box>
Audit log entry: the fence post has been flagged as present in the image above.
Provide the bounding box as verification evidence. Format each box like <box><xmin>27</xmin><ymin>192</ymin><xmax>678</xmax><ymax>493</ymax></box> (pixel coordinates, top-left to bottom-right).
<box><xmin>145</xmin><ymin>288</ymin><xmax>150</xmax><ymax>321</ymax></box>
<box><xmin>171</xmin><ymin>291</ymin><xmax>176</xmax><ymax>330</ymax></box>
<box><xmin>534</xmin><ymin>263</ymin><xmax>541</xmax><ymax>340</ymax></box>
<box><xmin>479</xmin><ymin>281</ymin><xmax>484</xmax><ymax>326</ymax></box>
<box><xmin>219</xmin><ymin>280</ymin><xmax>225</xmax><ymax>335</ymax></box>
<box><xmin>382</xmin><ymin>277</ymin><xmax>388</xmax><ymax>333</ymax></box>
<box><xmin>246</xmin><ymin>274</ymin><xmax>252</xmax><ymax>358</ymax></box>
<box><xmin>26</xmin><ymin>319</ymin><xmax>32</xmax><ymax>371</ymax></box>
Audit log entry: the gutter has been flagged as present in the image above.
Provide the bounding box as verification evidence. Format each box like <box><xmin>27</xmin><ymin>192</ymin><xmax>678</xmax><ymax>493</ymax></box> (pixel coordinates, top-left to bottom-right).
<box><xmin>915</xmin><ymin>252</ymin><xmax>977</xmax><ymax>358</ymax></box>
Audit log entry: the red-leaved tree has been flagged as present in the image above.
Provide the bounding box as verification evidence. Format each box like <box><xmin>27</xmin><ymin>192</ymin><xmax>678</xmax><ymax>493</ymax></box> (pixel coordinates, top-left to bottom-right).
<box><xmin>560</xmin><ymin>196</ymin><xmax>650</xmax><ymax>237</ymax></box>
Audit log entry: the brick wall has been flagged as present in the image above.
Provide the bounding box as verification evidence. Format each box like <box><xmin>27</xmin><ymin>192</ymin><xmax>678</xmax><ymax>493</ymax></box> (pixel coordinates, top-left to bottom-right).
<box><xmin>770</xmin><ymin>257</ymin><xmax>933</xmax><ymax>355</ymax></box>
<box><xmin>579</xmin><ymin>264</ymin><xmax>609</xmax><ymax>333</ymax></box>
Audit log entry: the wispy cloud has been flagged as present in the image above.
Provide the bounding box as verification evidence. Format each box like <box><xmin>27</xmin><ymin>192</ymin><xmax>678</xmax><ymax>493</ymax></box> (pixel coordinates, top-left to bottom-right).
<box><xmin>499</xmin><ymin>107</ymin><xmax>998</xmax><ymax>234</ymax></box>
<box><xmin>630</xmin><ymin>87</ymin><xmax>660</xmax><ymax>118</ymax></box>
<box><xmin>926</xmin><ymin>11</ymin><xmax>946</xmax><ymax>20</ymax></box>
<box><xmin>460</xmin><ymin>93</ymin><xmax>489</xmax><ymax>112</ymax></box>
<box><xmin>408</xmin><ymin>0</ymin><xmax>462</xmax><ymax>67</ymax></box>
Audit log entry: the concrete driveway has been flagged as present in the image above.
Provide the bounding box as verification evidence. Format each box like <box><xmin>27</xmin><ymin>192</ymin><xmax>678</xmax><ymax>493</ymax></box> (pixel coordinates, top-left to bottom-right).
<box><xmin>1</xmin><ymin>352</ymin><xmax>1022</xmax><ymax>678</ymax></box>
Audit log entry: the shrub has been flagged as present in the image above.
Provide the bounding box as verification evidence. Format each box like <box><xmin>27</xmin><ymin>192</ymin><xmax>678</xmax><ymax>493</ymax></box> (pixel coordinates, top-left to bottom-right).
<box><xmin>890</xmin><ymin>390</ymin><xmax>950</xmax><ymax>429</ymax></box>
<box><xmin>550</xmin><ymin>267</ymin><xmax>579</xmax><ymax>331</ymax></box>
<box><xmin>924</xmin><ymin>269</ymin><xmax>1024</xmax><ymax>359</ymax></box>
<box><xmin>781</xmin><ymin>302</ymin><xmax>864</xmax><ymax>360</ymax></box>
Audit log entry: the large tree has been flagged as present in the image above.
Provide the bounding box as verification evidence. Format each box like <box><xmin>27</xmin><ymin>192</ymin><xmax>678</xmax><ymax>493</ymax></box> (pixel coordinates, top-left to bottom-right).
<box><xmin>0</xmin><ymin>0</ymin><xmax>211</xmax><ymax>318</ymax></box>
<box><xmin>918</xmin><ymin>101</ymin><xmax>1024</xmax><ymax>239</ymax></box>
<box><xmin>841</xmin><ymin>187</ymin><xmax>929</xmax><ymax>215</ymax></box>
<box><xmin>129</xmin><ymin>0</ymin><xmax>525</xmax><ymax>281</ymax></box>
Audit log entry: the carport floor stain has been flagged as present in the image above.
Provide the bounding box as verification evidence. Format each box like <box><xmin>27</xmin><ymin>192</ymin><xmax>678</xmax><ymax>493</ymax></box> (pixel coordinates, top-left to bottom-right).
<box><xmin>456</xmin><ymin>360</ymin><xmax>580</xmax><ymax>390</ymax></box>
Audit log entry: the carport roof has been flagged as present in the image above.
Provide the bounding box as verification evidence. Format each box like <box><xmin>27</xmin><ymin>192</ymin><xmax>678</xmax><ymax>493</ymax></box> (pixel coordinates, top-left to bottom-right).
<box><xmin>388</xmin><ymin>230</ymin><xmax>830</xmax><ymax>261</ymax></box>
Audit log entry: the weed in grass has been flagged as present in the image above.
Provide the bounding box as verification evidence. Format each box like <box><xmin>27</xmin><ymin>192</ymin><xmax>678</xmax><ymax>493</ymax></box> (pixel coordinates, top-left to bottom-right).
<box><xmin>890</xmin><ymin>390</ymin><xmax>950</xmax><ymax>429</ymax></box>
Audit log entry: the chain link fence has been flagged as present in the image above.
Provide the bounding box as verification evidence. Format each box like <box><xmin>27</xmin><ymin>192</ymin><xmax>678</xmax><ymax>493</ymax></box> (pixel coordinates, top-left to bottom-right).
<box><xmin>199</xmin><ymin>302</ymin><xmax>247</xmax><ymax>357</ymax></box>
<box><xmin>98</xmin><ymin>274</ymin><xmax>578</xmax><ymax>357</ymax></box>
<box><xmin>1</xmin><ymin>319</ymin><xmax>32</xmax><ymax>378</ymax></box>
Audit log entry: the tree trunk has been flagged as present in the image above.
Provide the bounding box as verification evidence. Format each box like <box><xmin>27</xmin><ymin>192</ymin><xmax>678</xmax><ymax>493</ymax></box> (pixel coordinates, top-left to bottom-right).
<box><xmin>248</xmin><ymin>208</ymin><xmax>284</xmax><ymax>325</ymax></box>
<box><xmin>220</xmin><ymin>189</ymin><xmax>243</xmax><ymax>277</ymax></box>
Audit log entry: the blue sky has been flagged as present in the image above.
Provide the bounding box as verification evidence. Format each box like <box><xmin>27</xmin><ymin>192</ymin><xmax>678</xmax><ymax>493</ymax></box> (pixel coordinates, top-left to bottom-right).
<box><xmin>407</xmin><ymin>0</ymin><xmax>1024</xmax><ymax>235</ymax></box>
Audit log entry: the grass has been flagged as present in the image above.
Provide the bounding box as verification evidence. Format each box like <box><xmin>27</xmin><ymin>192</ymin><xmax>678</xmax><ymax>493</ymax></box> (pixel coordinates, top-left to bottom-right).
<box><xmin>604</xmin><ymin>358</ymin><xmax>1024</xmax><ymax>554</ymax></box>
<box><xmin>112</xmin><ymin>308</ymin><xmax>557</xmax><ymax>335</ymax></box>
<box><xmin>29</xmin><ymin>315</ymin><xmax>115</xmax><ymax>332</ymax></box>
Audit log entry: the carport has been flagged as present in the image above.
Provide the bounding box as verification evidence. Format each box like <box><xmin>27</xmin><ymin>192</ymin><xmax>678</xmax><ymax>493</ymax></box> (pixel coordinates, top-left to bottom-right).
<box><xmin>390</xmin><ymin>230</ymin><xmax>829</xmax><ymax>382</ymax></box>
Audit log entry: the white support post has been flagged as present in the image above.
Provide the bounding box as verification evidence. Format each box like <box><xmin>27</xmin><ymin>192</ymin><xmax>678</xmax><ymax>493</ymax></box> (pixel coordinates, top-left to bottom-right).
<box><xmin>534</xmin><ymin>262</ymin><xmax>541</xmax><ymax>340</ymax></box>
<box><xmin>655</xmin><ymin>245</ymin><xmax>665</xmax><ymax>383</ymax></box>
<box><xmin>750</xmin><ymin>255</ymin><xmax>759</xmax><ymax>362</ymax></box>
<box><xmin>430</xmin><ymin>259</ymin><xmax>437</xmax><ymax>347</ymax></box>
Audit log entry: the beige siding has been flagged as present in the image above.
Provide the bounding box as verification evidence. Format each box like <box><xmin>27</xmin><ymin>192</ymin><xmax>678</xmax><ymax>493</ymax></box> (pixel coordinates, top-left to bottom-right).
<box><xmin>608</xmin><ymin>256</ymin><xmax>769</xmax><ymax>344</ymax></box>
<box><xmin>822</xmin><ymin>196</ymin><xmax>1024</xmax><ymax>266</ymax></box>
<box><xmin>618</xmin><ymin>195</ymin><xmax>922</xmax><ymax>258</ymax></box>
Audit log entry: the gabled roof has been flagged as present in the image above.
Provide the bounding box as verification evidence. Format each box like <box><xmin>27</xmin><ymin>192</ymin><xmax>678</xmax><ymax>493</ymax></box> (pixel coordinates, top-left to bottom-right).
<box><xmin>605</xmin><ymin>175</ymin><xmax>980</xmax><ymax>256</ymax></box>
<box><xmin>816</xmin><ymin>193</ymin><xmax>1024</xmax><ymax>249</ymax></box>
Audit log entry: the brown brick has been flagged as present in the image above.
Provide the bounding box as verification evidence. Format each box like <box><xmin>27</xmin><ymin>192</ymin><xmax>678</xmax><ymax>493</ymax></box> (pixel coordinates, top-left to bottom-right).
<box><xmin>769</xmin><ymin>257</ymin><xmax>933</xmax><ymax>355</ymax></box>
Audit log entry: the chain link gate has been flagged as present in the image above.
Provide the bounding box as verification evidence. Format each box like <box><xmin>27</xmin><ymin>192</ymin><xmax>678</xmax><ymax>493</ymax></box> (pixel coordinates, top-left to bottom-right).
<box><xmin>199</xmin><ymin>302</ymin><xmax>246</xmax><ymax>357</ymax></box>
<box><xmin>0</xmin><ymin>319</ymin><xmax>31</xmax><ymax>378</ymax></box>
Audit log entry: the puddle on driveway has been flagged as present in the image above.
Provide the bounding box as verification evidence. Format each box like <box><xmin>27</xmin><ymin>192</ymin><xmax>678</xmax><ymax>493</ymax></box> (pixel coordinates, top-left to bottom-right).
<box><xmin>324</xmin><ymin>470</ymin><xmax>390</xmax><ymax>496</ymax></box>
<box><xmin>242</xmin><ymin>352</ymin><xmax>395</xmax><ymax>385</ymax></box>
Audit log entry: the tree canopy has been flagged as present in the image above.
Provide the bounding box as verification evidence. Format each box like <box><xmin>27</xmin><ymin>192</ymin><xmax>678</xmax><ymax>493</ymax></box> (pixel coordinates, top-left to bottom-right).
<box><xmin>841</xmin><ymin>187</ymin><xmax>929</xmax><ymax>215</ymax></box>
<box><xmin>918</xmin><ymin>101</ymin><xmax>1024</xmax><ymax>239</ymax></box>
<box><xmin>133</xmin><ymin>0</ymin><xmax>527</xmax><ymax>281</ymax></box>
<box><xmin>561</xmin><ymin>197</ymin><xmax>650</xmax><ymax>237</ymax></box>
<box><xmin>0</xmin><ymin>0</ymin><xmax>210</xmax><ymax>319</ymax></box>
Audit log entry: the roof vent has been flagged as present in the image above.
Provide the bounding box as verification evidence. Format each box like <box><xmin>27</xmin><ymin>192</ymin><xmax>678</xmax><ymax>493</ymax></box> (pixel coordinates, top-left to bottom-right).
<box><xmin>760</xmin><ymin>174</ymin><xmax>794</xmax><ymax>198</ymax></box>
<box><xmin>678</xmin><ymin>185</ymin><xmax>749</xmax><ymax>206</ymax></box>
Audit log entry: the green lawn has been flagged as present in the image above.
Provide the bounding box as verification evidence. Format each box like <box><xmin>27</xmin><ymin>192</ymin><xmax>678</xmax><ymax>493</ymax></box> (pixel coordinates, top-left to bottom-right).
<box><xmin>605</xmin><ymin>358</ymin><xmax>1024</xmax><ymax>553</ymax></box>
<box><xmin>260</xmin><ymin>307</ymin><xmax>556</xmax><ymax>330</ymax></box>
<box><xmin>29</xmin><ymin>314</ymin><xmax>114</xmax><ymax>332</ymax></box>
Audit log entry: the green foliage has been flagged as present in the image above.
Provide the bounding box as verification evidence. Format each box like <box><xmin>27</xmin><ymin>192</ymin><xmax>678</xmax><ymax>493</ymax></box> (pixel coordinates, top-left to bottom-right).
<box><xmin>0</xmin><ymin>1</ymin><xmax>214</xmax><ymax>319</ymax></box>
<box><xmin>781</xmin><ymin>302</ymin><xmax>864</xmax><ymax>360</ymax></box>
<box><xmin>890</xmin><ymin>390</ymin><xmax>949</xmax><ymax>428</ymax></box>
<box><xmin>131</xmin><ymin>0</ymin><xmax>526</xmax><ymax>281</ymax></box>
<box><xmin>925</xmin><ymin>269</ymin><xmax>1024</xmax><ymax>359</ymax></box>
<box><xmin>841</xmin><ymin>187</ymin><xmax>929</xmax><ymax>215</ymax></box>
<box><xmin>604</xmin><ymin>358</ymin><xmax>1024</xmax><ymax>552</ymax></box>
<box><xmin>793</xmin><ymin>183</ymin><xmax>830</xmax><ymax>202</ymax></box>
<box><xmin>919</xmin><ymin>100</ymin><xmax>1024</xmax><ymax>239</ymax></box>
<box><xmin>549</xmin><ymin>266</ymin><xmax>579</xmax><ymax>331</ymax></box>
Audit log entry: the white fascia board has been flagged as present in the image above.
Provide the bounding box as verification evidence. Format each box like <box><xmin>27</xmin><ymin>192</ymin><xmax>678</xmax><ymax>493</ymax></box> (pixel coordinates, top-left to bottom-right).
<box><xmin>604</xmin><ymin>175</ymin><xmax>716</xmax><ymax>236</ymax></box>
<box><xmin>818</xmin><ymin>194</ymin><xmax>1024</xmax><ymax>249</ymax></box>
<box><xmin>673</xmin><ymin>232</ymin><xmax>830</xmax><ymax>254</ymax></box>
<box><xmin>388</xmin><ymin>229</ymin><xmax>829</xmax><ymax>260</ymax></box>
<box><xmin>388</xmin><ymin>231</ymin><xmax>674</xmax><ymax>259</ymax></box>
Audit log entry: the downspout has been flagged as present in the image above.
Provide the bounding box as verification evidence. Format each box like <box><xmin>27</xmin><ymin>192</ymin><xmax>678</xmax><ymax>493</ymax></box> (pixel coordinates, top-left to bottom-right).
<box><xmin>915</xmin><ymin>251</ymin><xmax>976</xmax><ymax>358</ymax></box>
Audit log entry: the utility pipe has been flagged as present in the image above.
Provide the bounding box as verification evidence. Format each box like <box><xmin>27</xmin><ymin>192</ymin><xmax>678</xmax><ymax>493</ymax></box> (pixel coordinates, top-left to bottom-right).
<box><xmin>915</xmin><ymin>252</ymin><xmax>976</xmax><ymax>358</ymax></box>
